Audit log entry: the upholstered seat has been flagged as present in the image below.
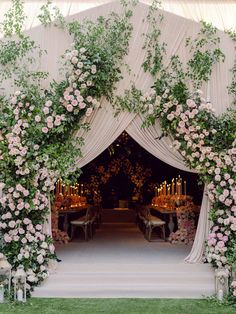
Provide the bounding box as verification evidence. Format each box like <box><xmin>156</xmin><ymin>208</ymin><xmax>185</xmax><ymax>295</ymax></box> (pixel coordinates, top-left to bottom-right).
<box><xmin>71</xmin><ymin>216</ymin><xmax>87</xmax><ymax>224</ymax></box>
<box><xmin>148</xmin><ymin>215</ymin><xmax>165</xmax><ymax>225</ymax></box>
<box><xmin>145</xmin><ymin>207</ymin><xmax>166</xmax><ymax>242</ymax></box>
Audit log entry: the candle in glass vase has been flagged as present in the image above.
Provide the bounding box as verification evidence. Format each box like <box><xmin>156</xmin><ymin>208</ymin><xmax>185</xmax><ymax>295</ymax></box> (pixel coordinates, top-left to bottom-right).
<box><xmin>0</xmin><ymin>284</ymin><xmax>4</xmax><ymax>303</ymax></box>
<box><xmin>17</xmin><ymin>288</ymin><xmax>23</xmax><ymax>301</ymax></box>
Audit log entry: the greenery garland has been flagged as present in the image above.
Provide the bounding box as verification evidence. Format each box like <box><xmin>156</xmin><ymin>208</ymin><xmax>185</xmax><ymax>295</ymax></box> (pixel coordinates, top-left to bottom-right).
<box><xmin>114</xmin><ymin>3</ymin><xmax>236</xmax><ymax>300</ymax></box>
<box><xmin>0</xmin><ymin>0</ymin><xmax>134</xmax><ymax>295</ymax></box>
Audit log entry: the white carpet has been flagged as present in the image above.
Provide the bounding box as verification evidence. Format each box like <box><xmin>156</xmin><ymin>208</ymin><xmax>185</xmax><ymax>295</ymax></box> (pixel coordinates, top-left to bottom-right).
<box><xmin>33</xmin><ymin>223</ymin><xmax>215</xmax><ymax>298</ymax></box>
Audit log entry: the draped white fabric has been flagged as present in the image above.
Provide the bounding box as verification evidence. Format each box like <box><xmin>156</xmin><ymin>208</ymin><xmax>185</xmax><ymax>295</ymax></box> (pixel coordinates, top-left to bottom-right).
<box><xmin>75</xmin><ymin>103</ymin><xmax>136</xmax><ymax>168</ymax></box>
<box><xmin>126</xmin><ymin>115</ymin><xmax>192</xmax><ymax>172</ymax></box>
<box><xmin>185</xmin><ymin>186</ymin><xmax>211</xmax><ymax>263</ymax></box>
<box><xmin>1</xmin><ymin>1</ymin><xmax>234</xmax><ymax>263</ymax></box>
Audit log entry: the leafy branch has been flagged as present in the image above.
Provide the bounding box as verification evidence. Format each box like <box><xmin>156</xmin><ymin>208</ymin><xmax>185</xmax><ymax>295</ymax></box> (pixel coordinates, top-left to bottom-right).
<box><xmin>142</xmin><ymin>0</ymin><xmax>166</xmax><ymax>76</ymax></box>
<box><xmin>0</xmin><ymin>0</ymin><xmax>26</xmax><ymax>37</ymax></box>
<box><xmin>186</xmin><ymin>21</ymin><xmax>225</xmax><ymax>87</ymax></box>
<box><xmin>37</xmin><ymin>0</ymin><xmax>66</xmax><ymax>29</ymax></box>
<box><xmin>226</xmin><ymin>29</ymin><xmax>236</xmax><ymax>105</ymax></box>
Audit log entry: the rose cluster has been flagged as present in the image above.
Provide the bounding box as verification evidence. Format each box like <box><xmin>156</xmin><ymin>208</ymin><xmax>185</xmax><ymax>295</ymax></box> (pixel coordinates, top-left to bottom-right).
<box><xmin>140</xmin><ymin>88</ymin><xmax>235</xmax><ymax>295</ymax></box>
<box><xmin>60</xmin><ymin>45</ymin><xmax>100</xmax><ymax>116</ymax></box>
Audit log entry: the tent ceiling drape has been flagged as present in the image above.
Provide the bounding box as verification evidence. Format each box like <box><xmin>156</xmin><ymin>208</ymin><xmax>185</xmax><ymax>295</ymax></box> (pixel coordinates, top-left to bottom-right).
<box><xmin>2</xmin><ymin>1</ymin><xmax>234</xmax><ymax>263</ymax></box>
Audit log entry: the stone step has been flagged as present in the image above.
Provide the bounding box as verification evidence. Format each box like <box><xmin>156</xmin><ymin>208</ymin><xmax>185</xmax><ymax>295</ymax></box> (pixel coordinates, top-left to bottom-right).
<box><xmin>33</xmin><ymin>282</ymin><xmax>215</xmax><ymax>298</ymax></box>
<box><xmin>33</xmin><ymin>262</ymin><xmax>215</xmax><ymax>298</ymax></box>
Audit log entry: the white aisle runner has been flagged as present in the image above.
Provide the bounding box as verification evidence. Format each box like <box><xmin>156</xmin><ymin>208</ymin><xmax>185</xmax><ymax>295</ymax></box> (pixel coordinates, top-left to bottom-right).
<box><xmin>33</xmin><ymin>223</ymin><xmax>214</xmax><ymax>298</ymax></box>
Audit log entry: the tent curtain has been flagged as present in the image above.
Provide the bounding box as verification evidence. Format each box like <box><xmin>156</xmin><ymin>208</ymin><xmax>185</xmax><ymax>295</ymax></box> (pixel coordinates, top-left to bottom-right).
<box><xmin>74</xmin><ymin>103</ymin><xmax>209</xmax><ymax>263</ymax></box>
<box><xmin>185</xmin><ymin>186</ymin><xmax>211</xmax><ymax>263</ymax></box>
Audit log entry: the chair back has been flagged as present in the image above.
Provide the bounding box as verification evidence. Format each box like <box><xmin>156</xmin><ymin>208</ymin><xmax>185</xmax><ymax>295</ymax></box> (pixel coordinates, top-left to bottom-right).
<box><xmin>85</xmin><ymin>205</ymin><xmax>95</xmax><ymax>221</ymax></box>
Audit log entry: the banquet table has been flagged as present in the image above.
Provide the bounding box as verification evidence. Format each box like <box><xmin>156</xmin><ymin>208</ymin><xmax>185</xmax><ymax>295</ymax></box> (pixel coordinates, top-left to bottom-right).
<box><xmin>59</xmin><ymin>205</ymin><xmax>87</xmax><ymax>233</ymax></box>
<box><xmin>150</xmin><ymin>205</ymin><xmax>176</xmax><ymax>235</ymax></box>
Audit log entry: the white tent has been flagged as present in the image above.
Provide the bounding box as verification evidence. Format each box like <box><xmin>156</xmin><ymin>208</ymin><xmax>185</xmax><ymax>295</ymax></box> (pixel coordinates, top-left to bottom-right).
<box><xmin>1</xmin><ymin>1</ymin><xmax>235</xmax><ymax>263</ymax></box>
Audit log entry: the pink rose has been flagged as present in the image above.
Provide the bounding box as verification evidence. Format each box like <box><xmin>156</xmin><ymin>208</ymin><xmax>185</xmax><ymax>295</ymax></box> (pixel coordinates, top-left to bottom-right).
<box><xmin>35</xmin><ymin>224</ymin><xmax>42</xmax><ymax>231</ymax></box>
<box><xmin>217</xmin><ymin>241</ymin><xmax>225</xmax><ymax>248</ymax></box>
<box><xmin>215</xmin><ymin>175</ymin><xmax>221</xmax><ymax>181</ymax></box>
<box><xmin>46</xmin><ymin>116</ymin><xmax>53</xmax><ymax>123</ymax></box>
<box><xmin>4</xmin><ymin>234</ymin><xmax>12</xmax><ymax>243</ymax></box>
<box><xmin>35</xmin><ymin>115</ymin><xmax>41</xmax><ymax>122</ymax></box>
<box><xmin>47</xmin><ymin>122</ymin><xmax>53</xmax><ymax>129</ymax></box>
<box><xmin>21</xmin><ymin>237</ymin><xmax>27</xmax><ymax>244</ymax></box>
<box><xmin>42</xmin><ymin>127</ymin><xmax>49</xmax><ymax>134</ymax></box>
<box><xmin>230</xmin><ymin>224</ymin><xmax>236</xmax><ymax>231</ymax></box>
<box><xmin>8</xmin><ymin>220</ymin><xmax>16</xmax><ymax>228</ymax></box>
<box><xmin>23</xmin><ymin>218</ymin><xmax>31</xmax><ymax>225</ymax></box>
<box><xmin>43</xmin><ymin>107</ymin><xmax>49</xmax><ymax>114</ymax></box>
<box><xmin>66</xmin><ymin>104</ymin><xmax>73</xmax><ymax>112</ymax></box>
<box><xmin>17</xmin><ymin>203</ymin><xmax>24</xmax><ymax>210</ymax></box>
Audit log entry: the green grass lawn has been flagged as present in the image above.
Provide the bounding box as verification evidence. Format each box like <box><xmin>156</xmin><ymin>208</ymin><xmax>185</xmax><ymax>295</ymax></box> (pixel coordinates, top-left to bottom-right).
<box><xmin>0</xmin><ymin>298</ymin><xmax>235</xmax><ymax>314</ymax></box>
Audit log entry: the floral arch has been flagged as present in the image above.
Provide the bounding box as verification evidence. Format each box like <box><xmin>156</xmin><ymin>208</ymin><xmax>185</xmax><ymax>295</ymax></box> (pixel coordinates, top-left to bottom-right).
<box><xmin>0</xmin><ymin>0</ymin><xmax>236</xmax><ymax>299</ymax></box>
<box><xmin>86</xmin><ymin>155</ymin><xmax>152</xmax><ymax>204</ymax></box>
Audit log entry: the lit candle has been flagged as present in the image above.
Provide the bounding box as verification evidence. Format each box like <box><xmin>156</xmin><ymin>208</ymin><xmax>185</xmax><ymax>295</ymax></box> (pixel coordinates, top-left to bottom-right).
<box><xmin>167</xmin><ymin>185</ymin><xmax>170</xmax><ymax>195</ymax></box>
<box><xmin>155</xmin><ymin>186</ymin><xmax>158</xmax><ymax>196</ymax></box>
<box><xmin>60</xmin><ymin>180</ymin><xmax>63</xmax><ymax>194</ymax></box>
<box><xmin>184</xmin><ymin>181</ymin><xmax>187</xmax><ymax>198</ymax></box>
<box><xmin>58</xmin><ymin>180</ymin><xmax>60</xmax><ymax>194</ymax></box>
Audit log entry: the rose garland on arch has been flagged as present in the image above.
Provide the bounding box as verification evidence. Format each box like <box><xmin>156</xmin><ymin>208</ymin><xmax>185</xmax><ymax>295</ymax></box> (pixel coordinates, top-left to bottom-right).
<box><xmin>113</xmin><ymin>4</ymin><xmax>236</xmax><ymax>299</ymax></box>
<box><xmin>0</xmin><ymin>1</ymin><xmax>134</xmax><ymax>294</ymax></box>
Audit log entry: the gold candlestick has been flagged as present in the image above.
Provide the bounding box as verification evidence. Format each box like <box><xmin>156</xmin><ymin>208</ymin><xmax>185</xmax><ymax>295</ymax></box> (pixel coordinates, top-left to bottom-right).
<box><xmin>155</xmin><ymin>186</ymin><xmax>158</xmax><ymax>196</ymax></box>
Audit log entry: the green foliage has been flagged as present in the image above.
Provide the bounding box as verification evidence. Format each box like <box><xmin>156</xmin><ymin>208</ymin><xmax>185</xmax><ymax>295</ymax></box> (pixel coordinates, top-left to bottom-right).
<box><xmin>186</xmin><ymin>21</ymin><xmax>225</xmax><ymax>87</ymax></box>
<box><xmin>0</xmin><ymin>0</ymin><xmax>26</xmax><ymax>37</ymax></box>
<box><xmin>67</xmin><ymin>6</ymin><xmax>134</xmax><ymax>102</ymax></box>
<box><xmin>0</xmin><ymin>0</ymin><xmax>47</xmax><ymax>86</ymax></box>
<box><xmin>37</xmin><ymin>0</ymin><xmax>66</xmax><ymax>29</ymax></box>
<box><xmin>142</xmin><ymin>0</ymin><xmax>166</xmax><ymax>76</ymax></box>
<box><xmin>226</xmin><ymin>29</ymin><xmax>236</xmax><ymax>105</ymax></box>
